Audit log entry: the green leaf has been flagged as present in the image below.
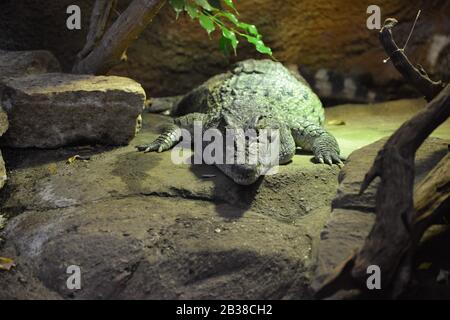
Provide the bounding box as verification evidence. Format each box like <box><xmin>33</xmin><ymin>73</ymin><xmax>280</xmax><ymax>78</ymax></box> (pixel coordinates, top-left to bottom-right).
<box><xmin>220</xmin><ymin>15</ymin><xmax>260</xmax><ymax>38</ymax></box>
<box><xmin>169</xmin><ymin>0</ymin><xmax>185</xmax><ymax>19</ymax></box>
<box><xmin>219</xmin><ymin>35</ymin><xmax>232</xmax><ymax>56</ymax></box>
<box><xmin>222</xmin><ymin>27</ymin><xmax>238</xmax><ymax>54</ymax></box>
<box><xmin>195</xmin><ymin>0</ymin><xmax>214</xmax><ymax>11</ymax></box>
<box><xmin>199</xmin><ymin>14</ymin><xmax>216</xmax><ymax>35</ymax></box>
<box><xmin>185</xmin><ymin>3</ymin><xmax>199</xmax><ymax>19</ymax></box>
<box><xmin>223</xmin><ymin>0</ymin><xmax>238</xmax><ymax>13</ymax></box>
<box><xmin>238</xmin><ymin>22</ymin><xmax>259</xmax><ymax>37</ymax></box>
<box><xmin>256</xmin><ymin>44</ymin><xmax>272</xmax><ymax>55</ymax></box>
<box><xmin>169</xmin><ymin>0</ymin><xmax>271</xmax><ymax>58</ymax></box>
<box><xmin>221</xmin><ymin>12</ymin><xmax>239</xmax><ymax>25</ymax></box>
<box><xmin>245</xmin><ymin>35</ymin><xmax>272</xmax><ymax>55</ymax></box>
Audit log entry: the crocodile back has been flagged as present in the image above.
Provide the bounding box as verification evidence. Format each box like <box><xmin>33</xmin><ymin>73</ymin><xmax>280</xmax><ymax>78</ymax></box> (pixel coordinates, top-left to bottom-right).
<box><xmin>209</xmin><ymin>60</ymin><xmax>325</xmax><ymax>128</ymax></box>
<box><xmin>176</xmin><ymin>59</ymin><xmax>325</xmax><ymax>129</ymax></box>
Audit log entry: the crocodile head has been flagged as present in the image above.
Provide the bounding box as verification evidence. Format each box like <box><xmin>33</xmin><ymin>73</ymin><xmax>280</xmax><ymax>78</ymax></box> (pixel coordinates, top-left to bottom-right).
<box><xmin>211</xmin><ymin>114</ymin><xmax>295</xmax><ymax>185</ymax></box>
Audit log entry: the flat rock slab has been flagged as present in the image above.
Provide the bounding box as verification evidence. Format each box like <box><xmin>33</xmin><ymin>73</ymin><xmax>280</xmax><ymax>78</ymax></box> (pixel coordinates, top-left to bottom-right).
<box><xmin>1</xmin><ymin>197</ymin><xmax>314</xmax><ymax>299</ymax></box>
<box><xmin>0</xmin><ymin>50</ymin><xmax>61</xmax><ymax>79</ymax></box>
<box><xmin>313</xmin><ymin>137</ymin><xmax>449</xmax><ymax>291</ymax></box>
<box><xmin>0</xmin><ymin>73</ymin><xmax>146</xmax><ymax>148</ymax></box>
<box><xmin>1</xmin><ymin>113</ymin><xmax>340</xmax><ymax>223</ymax></box>
<box><xmin>0</xmin><ymin>112</ymin><xmax>341</xmax><ymax>299</ymax></box>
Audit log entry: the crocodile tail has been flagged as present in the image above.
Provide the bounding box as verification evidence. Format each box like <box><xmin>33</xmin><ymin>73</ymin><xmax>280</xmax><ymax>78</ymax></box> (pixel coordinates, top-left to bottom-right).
<box><xmin>297</xmin><ymin>66</ymin><xmax>385</xmax><ymax>105</ymax></box>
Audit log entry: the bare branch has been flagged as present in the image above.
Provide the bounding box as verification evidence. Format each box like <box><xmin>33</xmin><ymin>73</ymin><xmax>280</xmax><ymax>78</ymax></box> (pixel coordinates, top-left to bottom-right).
<box><xmin>72</xmin><ymin>0</ymin><xmax>167</xmax><ymax>75</ymax></box>
<box><xmin>76</xmin><ymin>0</ymin><xmax>118</xmax><ymax>62</ymax></box>
<box><xmin>317</xmin><ymin>84</ymin><xmax>450</xmax><ymax>299</ymax></box>
<box><xmin>316</xmin><ymin>16</ymin><xmax>449</xmax><ymax>299</ymax></box>
<box><xmin>380</xmin><ymin>18</ymin><xmax>445</xmax><ymax>101</ymax></box>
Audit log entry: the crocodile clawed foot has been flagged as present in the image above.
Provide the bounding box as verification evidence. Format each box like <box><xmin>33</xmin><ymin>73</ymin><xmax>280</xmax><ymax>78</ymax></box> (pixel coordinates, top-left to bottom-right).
<box><xmin>136</xmin><ymin>143</ymin><xmax>157</xmax><ymax>153</ymax></box>
<box><xmin>312</xmin><ymin>135</ymin><xmax>344</xmax><ymax>167</ymax></box>
<box><xmin>136</xmin><ymin>139</ymin><xmax>171</xmax><ymax>153</ymax></box>
<box><xmin>316</xmin><ymin>151</ymin><xmax>344</xmax><ymax>167</ymax></box>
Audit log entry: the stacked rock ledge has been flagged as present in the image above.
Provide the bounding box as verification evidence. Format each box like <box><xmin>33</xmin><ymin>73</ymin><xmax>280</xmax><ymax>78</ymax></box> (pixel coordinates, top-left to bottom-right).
<box><xmin>0</xmin><ymin>49</ymin><xmax>61</xmax><ymax>80</ymax></box>
<box><xmin>0</xmin><ymin>73</ymin><xmax>146</xmax><ymax>148</ymax></box>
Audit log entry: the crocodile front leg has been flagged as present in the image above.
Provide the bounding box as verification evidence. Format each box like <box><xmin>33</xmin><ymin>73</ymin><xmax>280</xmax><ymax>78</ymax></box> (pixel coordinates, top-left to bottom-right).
<box><xmin>136</xmin><ymin>113</ymin><xmax>206</xmax><ymax>153</ymax></box>
<box><xmin>291</xmin><ymin>119</ymin><xmax>343</xmax><ymax>165</ymax></box>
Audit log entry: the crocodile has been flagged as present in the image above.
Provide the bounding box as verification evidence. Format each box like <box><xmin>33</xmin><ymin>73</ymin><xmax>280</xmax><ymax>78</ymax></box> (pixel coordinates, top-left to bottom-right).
<box><xmin>137</xmin><ymin>59</ymin><xmax>343</xmax><ymax>185</ymax></box>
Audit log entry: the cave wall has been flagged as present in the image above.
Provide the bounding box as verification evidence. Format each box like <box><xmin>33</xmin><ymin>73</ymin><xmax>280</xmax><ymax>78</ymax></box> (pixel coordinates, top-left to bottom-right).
<box><xmin>0</xmin><ymin>0</ymin><xmax>448</xmax><ymax>97</ymax></box>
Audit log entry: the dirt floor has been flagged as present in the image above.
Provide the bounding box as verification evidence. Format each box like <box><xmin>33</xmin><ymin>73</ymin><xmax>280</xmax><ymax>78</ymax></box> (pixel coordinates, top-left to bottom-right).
<box><xmin>325</xmin><ymin>98</ymin><xmax>450</xmax><ymax>157</ymax></box>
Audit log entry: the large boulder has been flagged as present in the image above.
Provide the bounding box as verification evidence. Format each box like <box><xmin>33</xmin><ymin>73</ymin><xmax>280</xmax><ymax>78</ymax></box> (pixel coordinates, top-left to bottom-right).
<box><xmin>0</xmin><ymin>49</ymin><xmax>61</xmax><ymax>80</ymax></box>
<box><xmin>0</xmin><ymin>112</ymin><xmax>340</xmax><ymax>299</ymax></box>
<box><xmin>1</xmin><ymin>99</ymin><xmax>449</xmax><ymax>299</ymax></box>
<box><xmin>0</xmin><ymin>73</ymin><xmax>146</xmax><ymax>148</ymax></box>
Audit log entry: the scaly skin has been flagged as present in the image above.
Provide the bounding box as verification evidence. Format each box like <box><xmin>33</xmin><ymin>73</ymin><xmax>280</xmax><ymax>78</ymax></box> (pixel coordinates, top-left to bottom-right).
<box><xmin>137</xmin><ymin>59</ymin><xmax>343</xmax><ymax>185</ymax></box>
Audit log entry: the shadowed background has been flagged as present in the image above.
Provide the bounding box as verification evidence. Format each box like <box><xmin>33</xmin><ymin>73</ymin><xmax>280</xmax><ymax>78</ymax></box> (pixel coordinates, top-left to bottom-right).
<box><xmin>0</xmin><ymin>0</ymin><xmax>449</xmax><ymax>99</ymax></box>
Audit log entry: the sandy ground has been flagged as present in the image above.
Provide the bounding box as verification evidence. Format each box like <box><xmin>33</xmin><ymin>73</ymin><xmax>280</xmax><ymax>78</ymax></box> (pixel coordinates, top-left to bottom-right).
<box><xmin>325</xmin><ymin>98</ymin><xmax>450</xmax><ymax>157</ymax></box>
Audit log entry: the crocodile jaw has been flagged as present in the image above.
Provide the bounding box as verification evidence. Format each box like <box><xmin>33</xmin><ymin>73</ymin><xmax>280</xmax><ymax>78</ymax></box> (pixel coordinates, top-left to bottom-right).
<box><xmin>216</xmin><ymin>162</ymin><xmax>269</xmax><ymax>185</ymax></box>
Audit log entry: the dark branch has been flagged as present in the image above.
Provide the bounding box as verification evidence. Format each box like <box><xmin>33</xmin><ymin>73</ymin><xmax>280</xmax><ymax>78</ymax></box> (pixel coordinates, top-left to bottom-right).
<box><xmin>316</xmin><ymin>16</ymin><xmax>450</xmax><ymax>299</ymax></box>
<box><xmin>76</xmin><ymin>0</ymin><xmax>118</xmax><ymax>62</ymax></box>
<box><xmin>380</xmin><ymin>18</ymin><xmax>445</xmax><ymax>101</ymax></box>
<box><xmin>73</xmin><ymin>0</ymin><xmax>167</xmax><ymax>75</ymax></box>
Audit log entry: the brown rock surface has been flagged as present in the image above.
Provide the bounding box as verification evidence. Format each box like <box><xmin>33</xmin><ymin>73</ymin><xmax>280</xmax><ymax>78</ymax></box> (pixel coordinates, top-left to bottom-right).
<box><xmin>0</xmin><ymin>73</ymin><xmax>146</xmax><ymax>148</ymax></box>
<box><xmin>1</xmin><ymin>1</ymin><xmax>448</xmax><ymax>97</ymax></box>
<box><xmin>0</xmin><ymin>111</ymin><xmax>340</xmax><ymax>299</ymax></box>
<box><xmin>0</xmin><ymin>49</ymin><xmax>61</xmax><ymax>80</ymax></box>
<box><xmin>0</xmin><ymin>99</ymin><xmax>449</xmax><ymax>299</ymax></box>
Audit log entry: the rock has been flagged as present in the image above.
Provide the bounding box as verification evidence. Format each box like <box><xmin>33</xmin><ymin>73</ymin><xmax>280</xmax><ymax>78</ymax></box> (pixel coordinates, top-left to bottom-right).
<box><xmin>1</xmin><ymin>112</ymin><xmax>340</xmax><ymax>223</ymax></box>
<box><xmin>332</xmin><ymin>137</ymin><xmax>449</xmax><ymax>211</ymax></box>
<box><xmin>0</xmin><ymin>49</ymin><xmax>61</xmax><ymax>79</ymax></box>
<box><xmin>146</xmin><ymin>95</ymin><xmax>184</xmax><ymax>113</ymax></box>
<box><xmin>1</xmin><ymin>197</ymin><xmax>314</xmax><ymax>299</ymax></box>
<box><xmin>1</xmin><ymin>1</ymin><xmax>448</xmax><ymax>98</ymax></box>
<box><xmin>1</xmin><ymin>100</ymin><xmax>449</xmax><ymax>299</ymax></box>
<box><xmin>313</xmin><ymin>137</ymin><xmax>450</xmax><ymax>290</ymax></box>
<box><xmin>100</xmin><ymin>1</ymin><xmax>450</xmax><ymax>98</ymax></box>
<box><xmin>0</xmin><ymin>50</ymin><xmax>54</xmax><ymax>190</ymax></box>
<box><xmin>0</xmin><ymin>73</ymin><xmax>146</xmax><ymax>148</ymax></box>
<box><xmin>0</xmin><ymin>112</ymin><xmax>340</xmax><ymax>299</ymax></box>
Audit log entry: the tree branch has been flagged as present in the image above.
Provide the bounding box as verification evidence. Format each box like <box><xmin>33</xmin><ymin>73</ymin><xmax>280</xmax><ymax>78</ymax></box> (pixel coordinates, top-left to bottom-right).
<box><xmin>414</xmin><ymin>153</ymin><xmax>450</xmax><ymax>234</ymax></box>
<box><xmin>72</xmin><ymin>0</ymin><xmax>167</xmax><ymax>75</ymax></box>
<box><xmin>316</xmin><ymin>17</ymin><xmax>449</xmax><ymax>299</ymax></box>
<box><xmin>76</xmin><ymin>0</ymin><xmax>118</xmax><ymax>62</ymax></box>
<box><xmin>317</xmin><ymin>86</ymin><xmax>450</xmax><ymax>299</ymax></box>
<box><xmin>380</xmin><ymin>18</ymin><xmax>445</xmax><ymax>102</ymax></box>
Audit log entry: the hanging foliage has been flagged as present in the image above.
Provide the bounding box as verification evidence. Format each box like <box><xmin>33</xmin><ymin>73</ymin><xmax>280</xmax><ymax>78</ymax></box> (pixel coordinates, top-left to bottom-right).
<box><xmin>169</xmin><ymin>0</ymin><xmax>272</xmax><ymax>56</ymax></box>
